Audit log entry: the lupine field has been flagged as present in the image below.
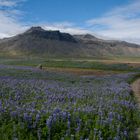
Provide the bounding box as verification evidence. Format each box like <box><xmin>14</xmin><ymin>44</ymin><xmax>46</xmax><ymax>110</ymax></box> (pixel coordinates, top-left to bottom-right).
<box><xmin>0</xmin><ymin>64</ymin><xmax>139</xmax><ymax>140</ymax></box>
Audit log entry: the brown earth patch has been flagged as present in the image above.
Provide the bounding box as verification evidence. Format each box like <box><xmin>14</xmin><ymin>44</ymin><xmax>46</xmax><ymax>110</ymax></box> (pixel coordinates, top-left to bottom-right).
<box><xmin>43</xmin><ymin>67</ymin><xmax>119</xmax><ymax>76</ymax></box>
<box><xmin>131</xmin><ymin>79</ymin><xmax>140</xmax><ymax>140</ymax></box>
<box><xmin>132</xmin><ymin>79</ymin><xmax>140</xmax><ymax>106</ymax></box>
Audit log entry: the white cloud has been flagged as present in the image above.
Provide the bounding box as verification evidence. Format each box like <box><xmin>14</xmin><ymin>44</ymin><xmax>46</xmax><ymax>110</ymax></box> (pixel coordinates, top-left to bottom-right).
<box><xmin>41</xmin><ymin>22</ymin><xmax>92</xmax><ymax>35</ymax></box>
<box><xmin>87</xmin><ymin>0</ymin><xmax>140</xmax><ymax>44</ymax></box>
<box><xmin>0</xmin><ymin>0</ymin><xmax>27</xmax><ymax>38</ymax></box>
<box><xmin>0</xmin><ymin>0</ymin><xmax>26</xmax><ymax>7</ymax></box>
<box><xmin>0</xmin><ymin>11</ymin><xmax>27</xmax><ymax>37</ymax></box>
<box><xmin>0</xmin><ymin>0</ymin><xmax>17</xmax><ymax>7</ymax></box>
<box><xmin>107</xmin><ymin>0</ymin><xmax>140</xmax><ymax>17</ymax></box>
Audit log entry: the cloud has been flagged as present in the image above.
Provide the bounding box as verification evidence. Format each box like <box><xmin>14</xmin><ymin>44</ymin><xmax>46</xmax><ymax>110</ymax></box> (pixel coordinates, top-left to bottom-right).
<box><xmin>107</xmin><ymin>0</ymin><xmax>140</xmax><ymax>17</ymax></box>
<box><xmin>0</xmin><ymin>0</ymin><xmax>17</xmax><ymax>7</ymax></box>
<box><xmin>0</xmin><ymin>11</ymin><xmax>27</xmax><ymax>37</ymax></box>
<box><xmin>87</xmin><ymin>0</ymin><xmax>140</xmax><ymax>44</ymax></box>
<box><xmin>41</xmin><ymin>22</ymin><xmax>92</xmax><ymax>35</ymax></box>
<box><xmin>0</xmin><ymin>0</ymin><xmax>27</xmax><ymax>38</ymax></box>
<box><xmin>0</xmin><ymin>0</ymin><xmax>26</xmax><ymax>7</ymax></box>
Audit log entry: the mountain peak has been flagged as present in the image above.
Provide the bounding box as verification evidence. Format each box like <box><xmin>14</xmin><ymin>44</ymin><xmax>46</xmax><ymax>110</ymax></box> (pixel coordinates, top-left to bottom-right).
<box><xmin>74</xmin><ymin>34</ymin><xmax>98</xmax><ymax>41</ymax></box>
<box><xmin>83</xmin><ymin>34</ymin><xmax>97</xmax><ymax>39</ymax></box>
<box><xmin>25</xmin><ymin>26</ymin><xmax>45</xmax><ymax>33</ymax></box>
<box><xmin>23</xmin><ymin>26</ymin><xmax>76</xmax><ymax>43</ymax></box>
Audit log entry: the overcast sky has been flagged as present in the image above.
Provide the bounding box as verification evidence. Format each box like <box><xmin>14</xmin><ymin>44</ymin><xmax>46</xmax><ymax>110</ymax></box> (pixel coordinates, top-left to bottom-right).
<box><xmin>0</xmin><ymin>0</ymin><xmax>140</xmax><ymax>44</ymax></box>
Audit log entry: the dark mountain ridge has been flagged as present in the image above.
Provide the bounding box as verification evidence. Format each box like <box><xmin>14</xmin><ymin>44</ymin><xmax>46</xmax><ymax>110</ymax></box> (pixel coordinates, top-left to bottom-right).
<box><xmin>23</xmin><ymin>26</ymin><xmax>77</xmax><ymax>43</ymax></box>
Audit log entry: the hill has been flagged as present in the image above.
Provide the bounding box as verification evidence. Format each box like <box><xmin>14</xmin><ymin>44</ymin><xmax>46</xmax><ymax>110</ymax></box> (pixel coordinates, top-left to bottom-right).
<box><xmin>0</xmin><ymin>26</ymin><xmax>140</xmax><ymax>58</ymax></box>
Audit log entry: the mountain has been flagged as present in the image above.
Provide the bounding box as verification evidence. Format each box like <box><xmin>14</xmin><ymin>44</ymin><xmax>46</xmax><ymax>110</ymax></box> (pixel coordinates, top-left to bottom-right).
<box><xmin>0</xmin><ymin>26</ymin><xmax>140</xmax><ymax>58</ymax></box>
<box><xmin>24</xmin><ymin>27</ymin><xmax>77</xmax><ymax>43</ymax></box>
<box><xmin>74</xmin><ymin>34</ymin><xmax>140</xmax><ymax>57</ymax></box>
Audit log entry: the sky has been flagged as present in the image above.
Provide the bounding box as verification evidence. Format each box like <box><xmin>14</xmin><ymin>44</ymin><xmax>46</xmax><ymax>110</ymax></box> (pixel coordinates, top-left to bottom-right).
<box><xmin>0</xmin><ymin>0</ymin><xmax>140</xmax><ymax>44</ymax></box>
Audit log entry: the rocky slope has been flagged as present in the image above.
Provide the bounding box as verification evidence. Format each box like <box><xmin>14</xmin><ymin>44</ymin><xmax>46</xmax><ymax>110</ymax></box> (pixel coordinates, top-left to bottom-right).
<box><xmin>0</xmin><ymin>26</ymin><xmax>140</xmax><ymax>58</ymax></box>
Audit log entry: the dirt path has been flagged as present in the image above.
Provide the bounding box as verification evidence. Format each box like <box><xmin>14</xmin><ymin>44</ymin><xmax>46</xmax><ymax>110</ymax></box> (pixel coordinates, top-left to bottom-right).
<box><xmin>131</xmin><ymin>79</ymin><xmax>140</xmax><ymax>140</ymax></box>
<box><xmin>132</xmin><ymin>79</ymin><xmax>140</xmax><ymax>107</ymax></box>
<box><xmin>44</xmin><ymin>67</ymin><xmax>120</xmax><ymax>76</ymax></box>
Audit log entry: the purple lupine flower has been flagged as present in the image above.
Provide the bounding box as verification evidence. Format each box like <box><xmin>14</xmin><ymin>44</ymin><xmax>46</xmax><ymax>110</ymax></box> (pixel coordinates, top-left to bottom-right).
<box><xmin>46</xmin><ymin>116</ymin><xmax>53</xmax><ymax>129</ymax></box>
<box><xmin>36</xmin><ymin>114</ymin><xmax>40</xmax><ymax>122</ymax></box>
<box><xmin>124</xmin><ymin>130</ymin><xmax>128</xmax><ymax>137</ymax></box>
<box><xmin>23</xmin><ymin>113</ymin><xmax>32</xmax><ymax>122</ymax></box>
<box><xmin>10</xmin><ymin>111</ymin><xmax>17</xmax><ymax>118</ymax></box>
<box><xmin>114</xmin><ymin>136</ymin><xmax>121</xmax><ymax>140</ymax></box>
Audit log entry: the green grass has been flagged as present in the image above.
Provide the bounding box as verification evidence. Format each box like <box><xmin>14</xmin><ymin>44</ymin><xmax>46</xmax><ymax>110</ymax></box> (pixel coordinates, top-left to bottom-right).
<box><xmin>0</xmin><ymin>57</ymin><xmax>139</xmax><ymax>72</ymax></box>
<box><xmin>44</xmin><ymin>60</ymin><xmax>140</xmax><ymax>72</ymax></box>
<box><xmin>127</xmin><ymin>73</ymin><xmax>140</xmax><ymax>84</ymax></box>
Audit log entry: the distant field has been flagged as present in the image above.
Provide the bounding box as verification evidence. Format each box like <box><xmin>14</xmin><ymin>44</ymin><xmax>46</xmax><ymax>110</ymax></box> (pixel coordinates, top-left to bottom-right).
<box><xmin>44</xmin><ymin>67</ymin><xmax>121</xmax><ymax>76</ymax></box>
<box><xmin>0</xmin><ymin>56</ymin><xmax>140</xmax><ymax>73</ymax></box>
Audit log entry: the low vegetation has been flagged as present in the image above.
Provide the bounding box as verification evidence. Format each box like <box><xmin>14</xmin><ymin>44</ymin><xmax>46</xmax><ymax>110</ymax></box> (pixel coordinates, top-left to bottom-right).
<box><xmin>0</xmin><ymin>64</ymin><xmax>139</xmax><ymax>139</ymax></box>
<box><xmin>0</xmin><ymin>57</ymin><xmax>140</xmax><ymax>72</ymax></box>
